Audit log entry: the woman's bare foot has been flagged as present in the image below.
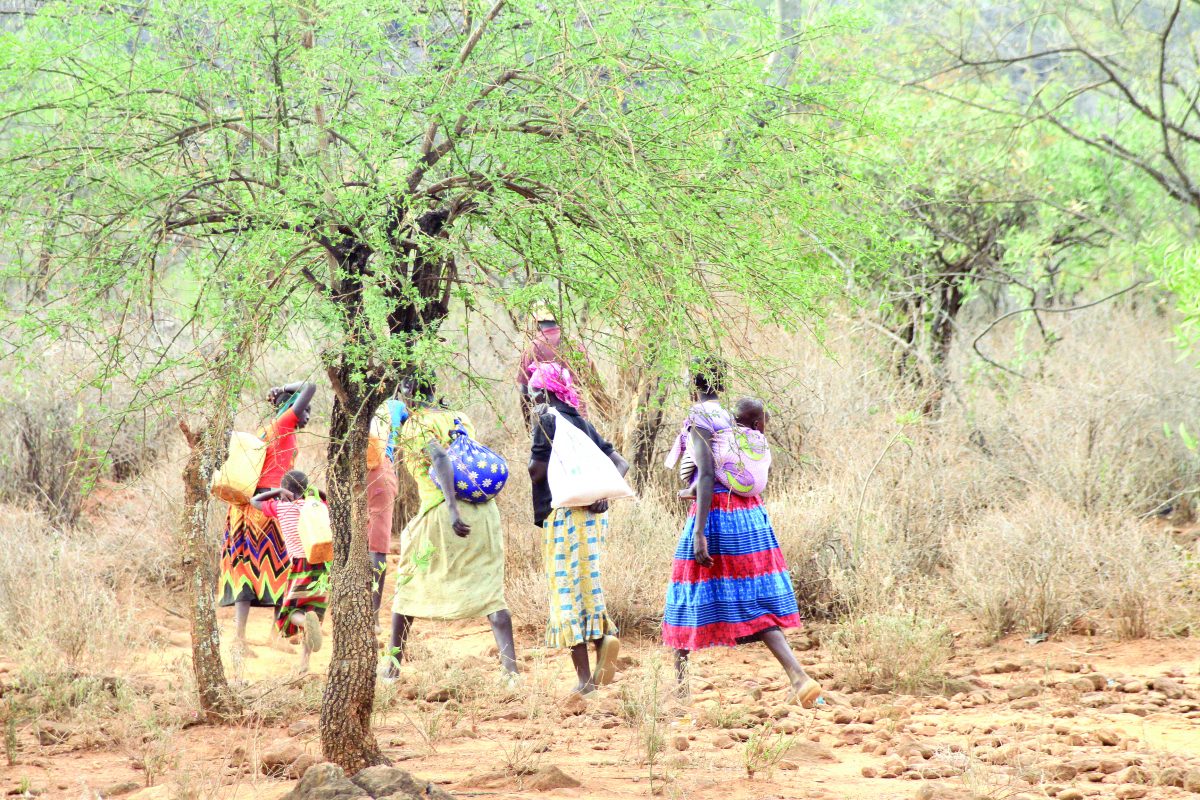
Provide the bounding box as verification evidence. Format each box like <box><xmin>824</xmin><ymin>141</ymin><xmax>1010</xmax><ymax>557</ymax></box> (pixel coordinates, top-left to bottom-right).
<box><xmin>571</xmin><ymin>680</ymin><xmax>597</xmax><ymax>696</ymax></box>
<box><xmin>231</xmin><ymin>638</ymin><xmax>258</xmax><ymax>660</ymax></box>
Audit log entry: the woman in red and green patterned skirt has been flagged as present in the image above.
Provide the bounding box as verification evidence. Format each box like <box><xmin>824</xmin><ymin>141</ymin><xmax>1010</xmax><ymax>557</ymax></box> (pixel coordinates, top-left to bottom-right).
<box><xmin>218</xmin><ymin>380</ymin><xmax>316</xmax><ymax>658</ymax></box>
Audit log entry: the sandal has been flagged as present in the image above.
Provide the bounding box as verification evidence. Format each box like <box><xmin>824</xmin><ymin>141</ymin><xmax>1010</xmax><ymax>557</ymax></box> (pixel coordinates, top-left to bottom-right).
<box><xmin>792</xmin><ymin>677</ymin><xmax>822</xmax><ymax>709</ymax></box>
<box><xmin>592</xmin><ymin>635</ymin><xmax>621</xmax><ymax>686</ymax></box>
<box><xmin>303</xmin><ymin>611</ymin><xmax>323</xmax><ymax>654</ymax></box>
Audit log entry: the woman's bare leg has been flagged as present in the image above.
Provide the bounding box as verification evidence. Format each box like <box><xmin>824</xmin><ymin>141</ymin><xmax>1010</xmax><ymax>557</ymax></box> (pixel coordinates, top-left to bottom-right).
<box><xmin>486</xmin><ymin>609</ymin><xmax>518</xmax><ymax>674</ymax></box>
<box><xmin>570</xmin><ymin>643</ymin><xmax>595</xmax><ymax>695</ymax></box>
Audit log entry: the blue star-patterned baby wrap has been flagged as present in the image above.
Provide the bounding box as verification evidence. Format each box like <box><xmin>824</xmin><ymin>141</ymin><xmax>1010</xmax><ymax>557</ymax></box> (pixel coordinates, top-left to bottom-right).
<box><xmin>431</xmin><ymin>418</ymin><xmax>510</xmax><ymax>503</ymax></box>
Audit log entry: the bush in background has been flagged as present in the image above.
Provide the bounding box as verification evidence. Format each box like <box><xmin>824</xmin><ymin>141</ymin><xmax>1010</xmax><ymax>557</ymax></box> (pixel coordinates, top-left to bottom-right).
<box><xmin>948</xmin><ymin>491</ymin><xmax>1187</xmax><ymax>641</ymax></box>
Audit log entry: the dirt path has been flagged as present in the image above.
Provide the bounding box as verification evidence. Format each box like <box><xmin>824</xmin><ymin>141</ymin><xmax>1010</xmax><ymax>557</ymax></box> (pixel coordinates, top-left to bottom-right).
<box><xmin>4</xmin><ymin>595</ymin><xmax>1200</xmax><ymax>800</ymax></box>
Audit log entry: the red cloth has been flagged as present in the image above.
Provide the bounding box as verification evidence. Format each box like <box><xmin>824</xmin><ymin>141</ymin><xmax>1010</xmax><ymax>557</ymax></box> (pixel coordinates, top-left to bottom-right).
<box><xmin>258</xmin><ymin>408</ymin><xmax>299</xmax><ymax>488</ymax></box>
<box><xmin>367</xmin><ymin>463</ymin><xmax>399</xmax><ymax>554</ymax></box>
<box><xmin>515</xmin><ymin>326</ymin><xmax>594</xmax><ymax>387</ymax></box>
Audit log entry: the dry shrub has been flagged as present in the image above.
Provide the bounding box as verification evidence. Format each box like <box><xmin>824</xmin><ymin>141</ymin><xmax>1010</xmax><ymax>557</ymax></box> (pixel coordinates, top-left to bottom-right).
<box><xmin>960</xmin><ymin>308</ymin><xmax>1200</xmax><ymax>520</ymax></box>
<box><xmin>826</xmin><ymin>609</ymin><xmax>953</xmax><ymax>694</ymax></box>
<box><xmin>948</xmin><ymin>491</ymin><xmax>1186</xmax><ymax>640</ymax></box>
<box><xmin>0</xmin><ymin>394</ymin><xmax>93</xmax><ymax>524</ymax></box>
<box><xmin>0</xmin><ymin>504</ymin><xmax>144</xmax><ymax>672</ymax></box>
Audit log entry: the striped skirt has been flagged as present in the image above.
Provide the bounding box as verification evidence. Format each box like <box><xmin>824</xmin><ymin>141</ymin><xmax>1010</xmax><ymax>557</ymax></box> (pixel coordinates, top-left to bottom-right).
<box><xmin>275</xmin><ymin>558</ymin><xmax>329</xmax><ymax>637</ymax></box>
<box><xmin>218</xmin><ymin>503</ymin><xmax>290</xmax><ymax>607</ymax></box>
<box><xmin>662</xmin><ymin>492</ymin><xmax>801</xmax><ymax>650</ymax></box>
<box><xmin>544</xmin><ymin>507</ymin><xmax>617</xmax><ymax>649</ymax></box>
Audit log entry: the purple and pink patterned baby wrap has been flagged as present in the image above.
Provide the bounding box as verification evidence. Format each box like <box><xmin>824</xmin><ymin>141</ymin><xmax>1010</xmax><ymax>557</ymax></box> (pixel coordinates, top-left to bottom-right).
<box><xmin>665</xmin><ymin>400</ymin><xmax>771</xmax><ymax>497</ymax></box>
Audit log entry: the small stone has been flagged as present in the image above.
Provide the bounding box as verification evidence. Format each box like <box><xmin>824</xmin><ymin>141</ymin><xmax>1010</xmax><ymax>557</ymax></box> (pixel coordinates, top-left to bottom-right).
<box><xmin>260</xmin><ymin>739</ymin><xmax>304</xmax><ymax>777</ymax></box>
<box><xmin>1113</xmin><ymin>766</ymin><xmax>1152</xmax><ymax>785</ymax></box>
<box><xmin>560</xmin><ymin>693</ymin><xmax>587</xmax><ymax>716</ymax></box>
<box><xmin>34</xmin><ymin>721</ymin><xmax>73</xmax><ymax>746</ymax></box>
<box><xmin>832</xmin><ymin>708</ymin><xmax>856</xmax><ymax>725</ymax></box>
<box><xmin>99</xmin><ymin>782</ymin><xmax>140</xmax><ymax>797</ymax></box>
<box><xmin>1120</xmin><ymin>681</ymin><xmax>1146</xmax><ymax>694</ymax></box>
<box><xmin>1007</xmin><ymin>684</ymin><xmax>1040</xmax><ymax>700</ymax></box>
<box><xmin>351</xmin><ymin>765</ymin><xmax>453</xmax><ymax>799</ymax></box>
<box><xmin>287</xmin><ymin>753</ymin><xmax>318</xmax><ymax>780</ymax></box>
<box><xmin>1082</xmin><ymin>673</ymin><xmax>1108</xmax><ymax>691</ymax></box>
<box><xmin>1040</xmin><ymin>763</ymin><xmax>1078</xmax><ymax>782</ymax></box>
<box><xmin>987</xmin><ymin>662</ymin><xmax>1022</xmax><ymax>674</ymax></box>
<box><xmin>1012</xmin><ymin>698</ymin><xmax>1039</xmax><ymax>710</ymax></box>
<box><xmin>1096</xmin><ymin>728</ymin><xmax>1121</xmax><ymax>746</ymax></box>
<box><xmin>711</xmin><ymin>733</ymin><xmax>735</xmax><ymax>750</ymax></box>
<box><xmin>287</xmin><ymin>719</ymin><xmax>317</xmax><ymax>738</ymax></box>
<box><xmin>1158</xmin><ymin>767</ymin><xmax>1186</xmax><ymax>788</ymax></box>
<box><xmin>671</xmin><ymin>735</ymin><xmax>689</xmax><ymax>752</ymax></box>
<box><xmin>1183</xmin><ymin>769</ymin><xmax>1200</xmax><ymax>793</ymax></box>
<box><xmin>1152</xmin><ymin>677</ymin><xmax>1185</xmax><ymax>699</ymax></box>
<box><xmin>527</xmin><ymin>765</ymin><xmax>581</xmax><ymax>791</ymax></box>
<box><xmin>424</xmin><ymin>686</ymin><xmax>453</xmax><ymax>702</ymax></box>
<box><xmin>1115</xmin><ymin>788</ymin><xmax>1147</xmax><ymax>799</ymax></box>
<box><xmin>282</xmin><ymin>762</ymin><xmax>364</xmax><ymax>799</ymax></box>
<box><xmin>1057</xmin><ymin>791</ymin><xmax>1084</xmax><ymax>800</ymax></box>
<box><xmin>861</xmin><ymin>766</ymin><xmax>878</xmax><ymax>778</ymax></box>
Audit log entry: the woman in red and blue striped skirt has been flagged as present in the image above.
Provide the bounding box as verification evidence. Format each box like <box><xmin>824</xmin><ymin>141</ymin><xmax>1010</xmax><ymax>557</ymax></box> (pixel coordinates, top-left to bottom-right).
<box><xmin>662</xmin><ymin>359</ymin><xmax>822</xmax><ymax>707</ymax></box>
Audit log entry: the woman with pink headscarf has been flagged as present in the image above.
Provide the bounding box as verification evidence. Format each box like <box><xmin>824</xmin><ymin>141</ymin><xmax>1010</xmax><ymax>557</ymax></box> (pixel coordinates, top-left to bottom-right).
<box><xmin>526</xmin><ymin>362</ymin><xmax>630</xmax><ymax>695</ymax></box>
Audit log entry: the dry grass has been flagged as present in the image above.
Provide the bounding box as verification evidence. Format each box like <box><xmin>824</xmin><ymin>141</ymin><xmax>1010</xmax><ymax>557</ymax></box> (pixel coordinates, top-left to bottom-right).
<box><xmin>0</xmin><ymin>504</ymin><xmax>146</xmax><ymax>672</ymax></box>
<box><xmin>949</xmin><ymin>491</ymin><xmax>1189</xmax><ymax>640</ymax></box>
<box><xmin>825</xmin><ymin>609</ymin><xmax>954</xmax><ymax>694</ymax></box>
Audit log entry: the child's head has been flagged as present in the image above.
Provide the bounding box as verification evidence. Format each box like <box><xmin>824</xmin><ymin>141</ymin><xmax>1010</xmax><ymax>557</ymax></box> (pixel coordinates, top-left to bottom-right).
<box><xmin>733</xmin><ymin>397</ymin><xmax>767</xmax><ymax>433</ymax></box>
<box><xmin>281</xmin><ymin>469</ymin><xmax>309</xmax><ymax>497</ymax></box>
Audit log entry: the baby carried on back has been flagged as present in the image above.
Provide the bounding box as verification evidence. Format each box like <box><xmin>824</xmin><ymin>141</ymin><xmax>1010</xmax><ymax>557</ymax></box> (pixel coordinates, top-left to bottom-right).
<box><xmin>666</xmin><ymin>397</ymin><xmax>771</xmax><ymax>499</ymax></box>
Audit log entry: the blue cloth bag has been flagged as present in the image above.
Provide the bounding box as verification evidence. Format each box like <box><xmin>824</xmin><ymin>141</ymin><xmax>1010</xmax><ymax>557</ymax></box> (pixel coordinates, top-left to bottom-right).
<box><xmin>432</xmin><ymin>419</ymin><xmax>509</xmax><ymax>503</ymax></box>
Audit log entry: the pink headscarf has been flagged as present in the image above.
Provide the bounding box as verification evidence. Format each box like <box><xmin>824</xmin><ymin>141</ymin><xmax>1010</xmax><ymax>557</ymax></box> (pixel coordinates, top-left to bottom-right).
<box><xmin>528</xmin><ymin>361</ymin><xmax>582</xmax><ymax>409</ymax></box>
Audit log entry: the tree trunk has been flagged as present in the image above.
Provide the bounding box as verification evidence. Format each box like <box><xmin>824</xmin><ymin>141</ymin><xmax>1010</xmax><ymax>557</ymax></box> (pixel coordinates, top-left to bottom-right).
<box><xmin>178</xmin><ymin>421</ymin><xmax>239</xmax><ymax>720</ymax></box>
<box><xmin>628</xmin><ymin>374</ymin><xmax>668</xmax><ymax>489</ymax></box>
<box><xmin>319</xmin><ymin>369</ymin><xmax>387</xmax><ymax>772</ymax></box>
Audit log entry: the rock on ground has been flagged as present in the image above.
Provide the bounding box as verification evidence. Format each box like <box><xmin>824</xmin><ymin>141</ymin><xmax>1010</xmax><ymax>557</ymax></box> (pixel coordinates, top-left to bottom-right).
<box><xmin>351</xmin><ymin>765</ymin><xmax>453</xmax><ymax>800</ymax></box>
<box><xmin>281</xmin><ymin>763</ymin><xmax>370</xmax><ymax>800</ymax></box>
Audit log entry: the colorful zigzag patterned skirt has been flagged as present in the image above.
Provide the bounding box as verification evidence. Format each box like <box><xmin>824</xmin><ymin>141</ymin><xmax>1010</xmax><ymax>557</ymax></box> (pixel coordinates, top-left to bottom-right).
<box><xmin>662</xmin><ymin>492</ymin><xmax>801</xmax><ymax>651</ymax></box>
<box><xmin>218</xmin><ymin>503</ymin><xmax>290</xmax><ymax>608</ymax></box>
<box><xmin>275</xmin><ymin>557</ymin><xmax>328</xmax><ymax>637</ymax></box>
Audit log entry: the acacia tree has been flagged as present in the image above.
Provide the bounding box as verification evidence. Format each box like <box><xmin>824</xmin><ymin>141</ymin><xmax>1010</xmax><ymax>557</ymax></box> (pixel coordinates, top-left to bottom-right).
<box><xmin>0</xmin><ymin>0</ymin><xmax>873</xmax><ymax>769</ymax></box>
<box><xmin>909</xmin><ymin>0</ymin><xmax>1200</xmax><ymax>333</ymax></box>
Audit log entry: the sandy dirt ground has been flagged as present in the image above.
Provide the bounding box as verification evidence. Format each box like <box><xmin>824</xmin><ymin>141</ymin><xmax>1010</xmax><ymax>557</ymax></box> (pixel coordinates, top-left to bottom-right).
<box><xmin>3</xmin><ymin>581</ymin><xmax>1200</xmax><ymax>800</ymax></box>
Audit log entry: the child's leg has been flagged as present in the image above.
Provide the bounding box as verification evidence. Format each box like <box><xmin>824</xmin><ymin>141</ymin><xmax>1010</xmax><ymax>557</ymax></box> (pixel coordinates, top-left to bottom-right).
<box><xmin>300</xmin><ymin>623</ymin><xmax>314</xmax><ymax>676</ymax></box>
<box><xmin>569</xmin><ymin>642</ymin><xmax>595</xmax><ymax>695</ymax></box>
<box><xmin>758</xmin><ymin>628</ymin><xmax>821</xmax><ymax>706</ymax></box>
<box><xmin>486</xmin><ymin>609</ymin><xmax>518</xmax><ymax>674</ymax></box>
<box><xmin>384</xmin><ymin>613</ymin><xmax>413</xmax><ymax>679</ymax></box>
